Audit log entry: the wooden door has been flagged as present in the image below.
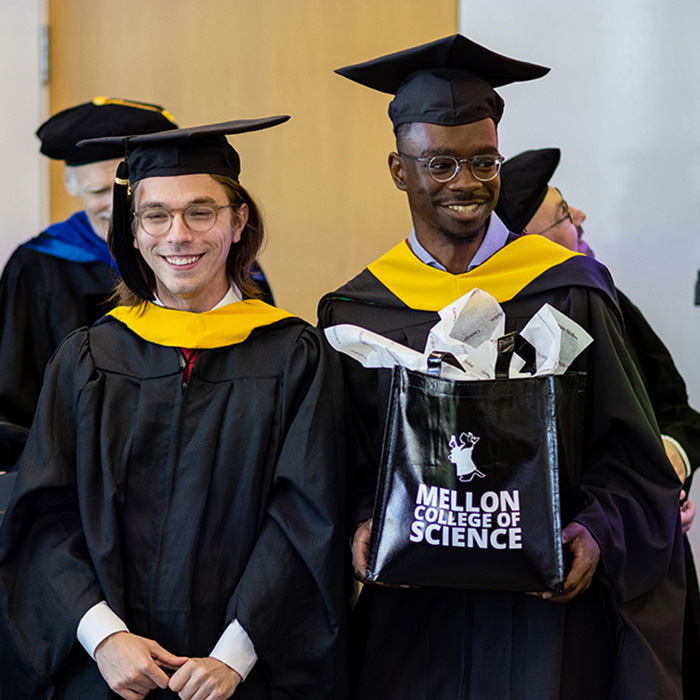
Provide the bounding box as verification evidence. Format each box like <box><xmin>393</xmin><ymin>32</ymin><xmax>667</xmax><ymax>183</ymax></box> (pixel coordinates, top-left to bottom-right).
<box><xmin>48</xmin><ymin>0</ymin><xmax>456</xmax><ymax>319</ymax></box>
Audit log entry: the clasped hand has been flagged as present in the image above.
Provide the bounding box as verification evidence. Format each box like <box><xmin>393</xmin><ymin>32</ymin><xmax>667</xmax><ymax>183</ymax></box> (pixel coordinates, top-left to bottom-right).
<box><xmin>94</xmin><ymin>631</ymin><xmax>242</xmax><ymax>700</ymax></box>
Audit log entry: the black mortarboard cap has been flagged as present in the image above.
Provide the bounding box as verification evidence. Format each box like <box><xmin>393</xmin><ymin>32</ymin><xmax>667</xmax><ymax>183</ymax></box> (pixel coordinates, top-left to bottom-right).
<box><xmin>495</xmin><ymin>148</ymin><xmax>561</xmax><ymax>233</ymax></box>
<box><xmin>77</xmin><ymin>116</ymin><xmax>290</xmax><ymax>301</ymax></box>
<box><xmin>336</xmin><ymin>34</ymin><xmax>549</xmax><ymax>131</ymax></box>
<box><xmin>77</xmin><ymin>116</ymin><xmax>290</xmax><ymax>184</ymax></box>
<box><xmin>37</xmin><ymin>96</ymin><xmax>178</xmax><ymax>165</ymax></box>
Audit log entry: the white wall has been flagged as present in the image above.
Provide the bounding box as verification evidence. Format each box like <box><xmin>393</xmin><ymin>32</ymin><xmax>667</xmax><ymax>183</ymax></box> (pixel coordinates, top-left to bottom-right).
<box><xmin>459</xmin><ymin>1</ymin><xmax>700</xmax><ymax>555</ymax></box>
<box><xmin>0</xmin><ymin>0</ymin><xmax>48</xmax><ymax>269</ymax></box>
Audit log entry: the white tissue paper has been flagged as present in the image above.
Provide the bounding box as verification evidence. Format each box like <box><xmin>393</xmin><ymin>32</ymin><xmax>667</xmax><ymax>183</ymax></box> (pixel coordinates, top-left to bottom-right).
<box><xmin>323</xmin><ymin>288</ymin><xmax>592</xmax><ymax>380</ymax></box>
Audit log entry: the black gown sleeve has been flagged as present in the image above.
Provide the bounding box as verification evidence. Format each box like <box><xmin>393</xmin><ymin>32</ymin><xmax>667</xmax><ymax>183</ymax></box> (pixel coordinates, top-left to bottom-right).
<box><xmin>224</xmin><ymin>327</ymin><xmax>348</xmax><ymax>699</ymax></box>
<box><xmin>0</xmin><ymin>329</ymin><xmax>105</xmax><ymax>696</ymax></box>
<box><xmin>618</xmin><ymin>289</ymin><xmax>700</xmax><ymax>476</ymax></box>
<box><xmin>317</xmin><ymin>297</ymin><xmax>387</xmax><ymax>534</ymax></box>
<box><xmin>0</xmin><ymin>249</ymin><xmax>58</xmax><ymax>465</ymax></box>
<box><xmin>562</xmin><ymin>289</ymin><xmax>683</xmax><ymax>603</ymax></box>
<box><xmin>0</xmin><ymin>247</ymin><xmax>115</xmax><ymax>470</ymax></box>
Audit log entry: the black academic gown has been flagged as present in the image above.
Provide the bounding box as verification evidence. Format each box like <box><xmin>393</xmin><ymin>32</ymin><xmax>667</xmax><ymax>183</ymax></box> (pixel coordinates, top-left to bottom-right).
<box><xmin>617</xmin><ymin>289</ymin><xmax>700</xmax><ymax>699</ymax></box>
<box><xmin>0</xmin><ymin>243</ymin><xmax>116</xmax><ymax>468</ymax></box>
<box><xmin>0</xmin><ymin>301</ymin><xmax>347</xmax><ymax>699</ymax></box>
<box><xmin>318</xmin><ymin>235</ymin><xmax>684</xmax><ymax>700</ymax></box>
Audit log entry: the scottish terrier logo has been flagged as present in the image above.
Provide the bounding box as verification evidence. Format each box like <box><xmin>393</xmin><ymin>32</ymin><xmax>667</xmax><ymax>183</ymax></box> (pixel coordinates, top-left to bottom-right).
<box><xmin>448</xmin><ymin>432</ymin><xmax>485</xmax><ymax>482</ymax></box>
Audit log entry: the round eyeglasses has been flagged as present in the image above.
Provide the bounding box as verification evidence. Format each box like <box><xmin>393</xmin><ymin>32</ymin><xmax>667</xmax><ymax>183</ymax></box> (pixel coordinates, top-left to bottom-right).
<box><xmin>524</xmin><ymin>202</ymin><xmax>573</xmax><ymax>236</ymax></box>
<box><xmin>398</xmin><ymin>152</ymin><xmax>504</xmax><ymax>183</ymax></box>
<box><xmin>133</xmin><ymin>203</ymin><xmax>234</xmax><ymax>237</ymax></box>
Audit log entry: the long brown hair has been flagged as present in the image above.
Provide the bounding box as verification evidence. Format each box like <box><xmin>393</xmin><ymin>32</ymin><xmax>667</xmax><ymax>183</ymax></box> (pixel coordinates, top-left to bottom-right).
<box><xmin>109</xmin><ymin>174</ymin><xmax>266</xmax><ymax>307</ymax></box>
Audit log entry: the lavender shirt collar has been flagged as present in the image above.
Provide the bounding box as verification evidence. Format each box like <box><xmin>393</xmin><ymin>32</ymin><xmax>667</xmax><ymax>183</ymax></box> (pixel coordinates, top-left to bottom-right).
<box><xmin>407</xmin><ymin>213</ymin><xmax>510</xmax><ymax>272</ymax></box>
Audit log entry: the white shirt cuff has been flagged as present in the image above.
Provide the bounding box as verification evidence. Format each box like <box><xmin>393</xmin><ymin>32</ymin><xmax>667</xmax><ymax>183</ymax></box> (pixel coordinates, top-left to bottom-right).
<box><xmin>662</xmin><ymin>435</ymin><xmax>691</xmax><ymax>481</ymax></box>
<box><xmin>77</xmin><ymin>604</ymin><xmax>257</xmax><ymax>680</ymax></box>
<box><xmin>76</xmin><ymin>601</ymin><xmax>129</xmax><ymax>659</ymax></box>
<box><xmin>210</xmin><ymin>619</ymin><xmax>258</xmax><ymax>680</ymax></box>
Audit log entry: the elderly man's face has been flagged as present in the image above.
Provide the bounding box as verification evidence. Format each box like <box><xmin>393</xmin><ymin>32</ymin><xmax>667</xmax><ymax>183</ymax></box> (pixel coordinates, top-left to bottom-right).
<box><xmin>389</xmin><ymin>119</ymin><xmax>501</xmax><ymax>249</ymax></box>
<box><xmin>64</xmin><ymin>159</ymin><xmax>121</xmax><ymax>238</ymax></box>
<box><xmin>525</xmin><ymin>186</ymin><xmax>583</xmax><ymax>252</ymax></box>
<box><xmin>132</xmin><ymin>173</ymin><xmax>247</xmax><ymax>312</ymax></box>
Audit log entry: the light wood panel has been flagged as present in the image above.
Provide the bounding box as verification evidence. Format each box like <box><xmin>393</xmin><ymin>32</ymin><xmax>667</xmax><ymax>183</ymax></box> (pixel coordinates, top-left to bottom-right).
<box><xmin>48</xmin><ymin>0</ymin><xmax>456</xmax><ymax>320</ymax></box>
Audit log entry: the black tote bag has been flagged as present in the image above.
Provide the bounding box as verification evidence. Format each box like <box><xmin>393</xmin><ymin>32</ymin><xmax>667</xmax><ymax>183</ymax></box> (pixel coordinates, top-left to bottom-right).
<box><xmin>365</xmin><ymin>347</ymin><xmax>586</xmax><ymax>592</ymax></box>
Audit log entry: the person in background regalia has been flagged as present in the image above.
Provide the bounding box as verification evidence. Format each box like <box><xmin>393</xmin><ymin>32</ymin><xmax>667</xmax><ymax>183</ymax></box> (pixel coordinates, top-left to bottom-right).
<box><xmin>496</xmin><ymin>146</ymin><xmax>700</xmax><ymax>699</ymax></box>
<box><xmin>0</xmin><ymin>97</ymin><xmax>178</xmax><ymax>469</ymax></box>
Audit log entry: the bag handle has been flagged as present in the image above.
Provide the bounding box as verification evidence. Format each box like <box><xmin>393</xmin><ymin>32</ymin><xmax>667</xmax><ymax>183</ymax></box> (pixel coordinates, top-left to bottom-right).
<box><xmin>426</xmin><ymin>351</ymin><xmax>464</xmax><ymax>377</ymax></box>
<box><xmin>495</xmin><ymin>331</ymin><xmax>537</xmax><ymax>379</ymax></box>
<box><xmin>426</xmin><ymin>333</ymin><xmax>536</xmax><ymax>379</ymax></box>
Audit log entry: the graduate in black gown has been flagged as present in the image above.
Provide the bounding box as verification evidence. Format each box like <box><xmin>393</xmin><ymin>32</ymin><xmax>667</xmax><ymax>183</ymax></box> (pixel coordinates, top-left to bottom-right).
<box><xmin>0</xmin><ymin>98</ymin><xmax>179</xmax><ymax>469</ymax></box>
<box><xmin>317</xmin><ymin>35</ymin><xmax>684</xmax><ymax>699</ymax></box>
<box><xmin>0</xmin><ymin>117</ymin><xmax>347</xmax><ymax>699</ymax></box>
<box><xmin>495</xmin><ymin>146</ymin><xmax>700</xmax><ymax>700</ymax></box>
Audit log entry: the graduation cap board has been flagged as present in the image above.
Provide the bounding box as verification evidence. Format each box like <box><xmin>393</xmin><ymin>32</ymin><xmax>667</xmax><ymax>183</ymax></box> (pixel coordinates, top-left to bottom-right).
<box><xmin>495</xmin><ymin>148</ymin><xmax>561</xmax><ymax>234</ymax></box>
<box><xmin>78</xmin><ymin>116</ymin><xmax>290</xmax><ymax>183</ymax></box>
<box><xmin>335</xmin><ymin>34</ymin><xmax>550</xmax><ymax>131</ymax></box>
<box><xmin>37</xmin><ymin>96</ymin><xmax>178</xmax><ymax>166</ymax></box>
<box><xmin>77</xmin><ymin>116</ymin><xmax>290</xmax><ymax>300</ymax></box>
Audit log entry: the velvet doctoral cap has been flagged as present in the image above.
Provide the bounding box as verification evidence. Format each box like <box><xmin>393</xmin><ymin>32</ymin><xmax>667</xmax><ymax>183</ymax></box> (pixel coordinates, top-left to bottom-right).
<box><xmin>37</xmin><ymin>97</ymin><xmax>178</xmax><ymax>165</ymax></box>
<box><xmin>77</xmin><ymin>116</ymin><xmax>290</xmax><ymax>301</ymax></box>
<box><xmin>335</xmin><ymin>34</ymin><xmax>549</xmax><ymax>131</ymax></box>
<box><xmin>495</xmin><ymin>148</ymin><xmax>560</xmax><ymax>234</ymax></box>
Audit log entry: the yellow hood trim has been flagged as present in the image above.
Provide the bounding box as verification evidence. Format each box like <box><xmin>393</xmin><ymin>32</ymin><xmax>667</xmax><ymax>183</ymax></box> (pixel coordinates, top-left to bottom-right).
<box><xmin>367</xmin><ymin>236</ymin><xmax>580</xmax><ymax>311</ymax></box>
<box><xmin>108</xmin><ymin>299</ymin><xmax>294</xmax><ymax>348</ymax></box>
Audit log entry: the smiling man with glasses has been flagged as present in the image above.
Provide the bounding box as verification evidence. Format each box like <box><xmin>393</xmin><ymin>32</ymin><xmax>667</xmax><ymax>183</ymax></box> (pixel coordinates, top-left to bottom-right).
<box><xmin>318</xmin><ymin>33</ymin><xmax>685</xmax><ymax>700</ymax></box>
<box><xmin>0</xmin><ymin>118</ymin><xmax>347</xmax><ymax>700</ymax></box>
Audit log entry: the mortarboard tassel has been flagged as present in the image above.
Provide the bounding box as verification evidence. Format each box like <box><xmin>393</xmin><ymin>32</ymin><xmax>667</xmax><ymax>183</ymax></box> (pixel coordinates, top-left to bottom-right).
<box><xmin>111</xmin><ymin>161</ymin><xmax>155</xmax><ymax>301</ymax></box>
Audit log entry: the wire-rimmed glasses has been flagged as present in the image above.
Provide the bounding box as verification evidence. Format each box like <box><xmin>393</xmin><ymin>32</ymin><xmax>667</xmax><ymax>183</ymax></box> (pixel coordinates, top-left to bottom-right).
<box><xmin>398</xmin><ymin>153</ymin><xmax>504</xmax><ymax>182</ymax></box>
<box><xmin>133</xmin><ymin>203</ymin><xmax>234</xmax><ymax>236</ymax></box>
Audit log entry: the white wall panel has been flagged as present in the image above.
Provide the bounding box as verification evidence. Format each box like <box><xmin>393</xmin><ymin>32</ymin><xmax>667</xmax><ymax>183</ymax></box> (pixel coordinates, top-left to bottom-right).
<box><xmin>0</xmin><ymin>0</ymin><xmax>48</xmax><ymax>268</ymax></box>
